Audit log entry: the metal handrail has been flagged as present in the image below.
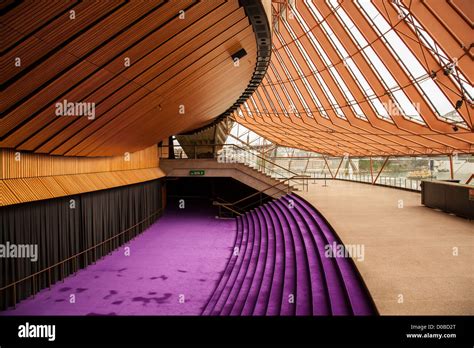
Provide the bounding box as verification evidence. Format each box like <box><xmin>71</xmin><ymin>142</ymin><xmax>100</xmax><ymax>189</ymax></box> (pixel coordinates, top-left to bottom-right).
<box><xmin>215</xmin><ymin>174</ymin><xmax>305</xmax><ymax>208</ymax></box>
<box><xmin>159</xmin><ymin>143</ymin><xmax>301</xmax><ymax>180</ymax></box>
<box><xmin>213</xmin><ymin>200</ymin><xmax>243</xmax><ymax>217</ymax></box>
<box><xmin>214</xmin><ymin>174</ymin><xmax>311</xmax><ymax>217</ymax></box>
<box><xmin>0</xmin><ymin>208</ymin><xmax>163</xmax><ymax>307</ymax></box>
<box><xmin>225</xmin><ymin>143</ymin><xmax>301</xmax><ymax>178</ymax></box>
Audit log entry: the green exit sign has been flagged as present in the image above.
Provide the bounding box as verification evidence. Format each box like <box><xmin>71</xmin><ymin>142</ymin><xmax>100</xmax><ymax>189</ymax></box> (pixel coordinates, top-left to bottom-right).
<box><xmin>189</xmin><ymin>170</ymin><xmax>205</xmax><ymax>176</ymax></box>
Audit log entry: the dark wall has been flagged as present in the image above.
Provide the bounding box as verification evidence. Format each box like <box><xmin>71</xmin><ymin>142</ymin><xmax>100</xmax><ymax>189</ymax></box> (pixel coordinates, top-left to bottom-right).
<box><xmin>0</xmin><ymin>179</ymin><xmax>164</xmax><ymax>310</ymax></box>
<box><xmin>166</xmin><ymin>177</ymin><xmax>270</xmax><ymax>212</ymax></box>
<box><xmin>421</xmin><ymin>181</ymin><xmax>473</xmax><ymax>219</ymax></box>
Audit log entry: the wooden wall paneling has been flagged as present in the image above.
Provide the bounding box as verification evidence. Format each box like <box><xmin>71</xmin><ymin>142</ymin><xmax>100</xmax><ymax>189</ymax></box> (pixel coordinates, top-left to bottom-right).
<box><xmin>41</xmin><ymin>176</ymin><xmax>71</xmax><ymax>198</ymax></box>
<box><xmin>3</xmin><ymin>179</ymin><xmax>37</xmax><ymax>202</ymax></box>
<box><xmin>0</xmin><ymin>168</ymin><xmax>166</xmax><ymax>206</ymax></box>
<box><xmin>0</xmin><ymin>181</ymin><xmax>20</xmax><ymax>206</ymax></box>
<box><xmin>0</xmin><ymin>145</ymin><xmax>158</xmax><ymax>179</ymax></box>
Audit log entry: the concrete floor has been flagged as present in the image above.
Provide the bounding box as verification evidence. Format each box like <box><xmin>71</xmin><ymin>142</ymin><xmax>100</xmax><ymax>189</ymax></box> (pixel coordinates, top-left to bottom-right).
<box><xmin>299</xmin><ymin>180</ymin><xmax>473</xmax><ymax>315</ymax></box>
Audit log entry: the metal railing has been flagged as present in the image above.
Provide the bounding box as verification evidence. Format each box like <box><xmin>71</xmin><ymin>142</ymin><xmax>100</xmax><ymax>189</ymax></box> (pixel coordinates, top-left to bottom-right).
<box><xmin>159</xmin><ymin>143</ymin><xmax>308</xmax><ymax>190</ymax></box>
<box><xmin>306</xmin><ymin>172</ymin><xmax>423</xmax><ymax>191</ymax></box>
<box><xmin>0</xmin><ymin>208</ymin><xmax>163</xmax><ymax>309</ymax></box>
<box><xmin>335</xmin><ymin>173</ymin><xmax>422</xmax><ymax>191</ymax></box>
<box><xmin>213</xmin><ymin>174</ymin><xmax>311</xmax><ymax>217</ymax></box>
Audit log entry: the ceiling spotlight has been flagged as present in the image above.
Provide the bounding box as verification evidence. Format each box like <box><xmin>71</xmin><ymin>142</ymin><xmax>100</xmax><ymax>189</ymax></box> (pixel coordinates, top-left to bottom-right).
<box><xmin>430</xmin><ymin>70</ymin><xmax>437</xmax><ymax>79</ymax></box>
<box><xmin>452</xmin><ymin>124</ymin><xmax>459</xmax><ymax>132</ymax></box>
<box><xmin>231</xmin><ymin>48</ymin><xmax>247</xmax><ymax>62</ymax></box>
<box><xmin>455</xmin><ymin>98</ymin><xmax>464</xmax><ymax>110</ymax></box>
<box><xmin>443</xmin><ymin>63</ymin><xmax>455</xmax><ymax>76</ymax></box>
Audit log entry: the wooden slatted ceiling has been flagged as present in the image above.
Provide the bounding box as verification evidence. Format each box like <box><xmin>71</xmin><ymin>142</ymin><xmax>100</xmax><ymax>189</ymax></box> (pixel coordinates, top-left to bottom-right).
<box><xmin>236</xmin><ymin>0</ymin><xmax>473</xmax><ymax>157</ymax></box>
<box><xmin>1</xmin><ymin>0</ymin><xmax>257</xmax><ymax>157</ymax></box>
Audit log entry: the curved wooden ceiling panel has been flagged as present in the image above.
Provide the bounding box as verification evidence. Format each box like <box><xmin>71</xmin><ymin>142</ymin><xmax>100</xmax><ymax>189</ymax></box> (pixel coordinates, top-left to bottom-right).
<box><xmin>1</xmin><ymin>0</ymin><xmax>259</xmax><ymax>157</ymax></box>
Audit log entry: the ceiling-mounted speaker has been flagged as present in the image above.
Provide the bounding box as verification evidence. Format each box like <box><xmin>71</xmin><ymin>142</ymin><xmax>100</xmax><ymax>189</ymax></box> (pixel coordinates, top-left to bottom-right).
<box><xmin>231</xmin><ymin>48</ymin><xmax>247</xmax><ymax>61</ymax></box>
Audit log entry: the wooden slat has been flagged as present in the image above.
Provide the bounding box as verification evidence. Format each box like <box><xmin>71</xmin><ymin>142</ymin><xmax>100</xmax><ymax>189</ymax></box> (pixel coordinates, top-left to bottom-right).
<box><xmin>14</xmin><ymin>1</ymin><xmax>232</xmax><ymax>153</ymax></box>
<box><xmin>0</xmin><ymin>145</ymin><xmax>158</xmax><ymax>179</ymax></box>
<box><xmin>1</xmin><ymin>0</ymin><xmax>255</xmax><ymax>159</ymax></box>
<box><xmin>0</xmin><ymin>167</ymin><xmax>165</xmax><ymax>206</ymax></box>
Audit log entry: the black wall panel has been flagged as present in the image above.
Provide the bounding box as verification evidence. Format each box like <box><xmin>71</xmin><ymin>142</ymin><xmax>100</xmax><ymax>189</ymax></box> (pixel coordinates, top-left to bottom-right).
<box><xmin>421</xmin><ymin>180</ymin><xmax>473</xmax><ymax>219</ymax></box>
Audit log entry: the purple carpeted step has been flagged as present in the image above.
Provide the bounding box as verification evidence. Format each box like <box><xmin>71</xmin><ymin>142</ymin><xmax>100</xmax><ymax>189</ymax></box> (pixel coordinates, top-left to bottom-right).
<box><xmin>272</xmin><ymin>199</ymin><xmax>313</xmax><ymax>316</ymax></box>
<box><xmin>290</xmin><ymin>194</ymin><xmax>375</xmax><ymax>315</ymax></box>
<box><xmin>261</xmin><ymin>204</ymin><xmax>285</xmax><ymax>316</ymax></box>
<box><xmin>204</xmin><ymin>194</ymin><xmax>375</xmax><ymax>317</ymax></box>
<box><xmin>230</xmin><ymin>210</ymin><xmax>262</xmax><ymax>315</ymax></box>
<box><xmin>287</xmin><ymin>195</ymin><xmax>351</xmax><ymax>315</ymax></box>
<box><xmin>282</xmin><ymin>195</ymin><xmax>336</xmax><ymax>315</ymax></box>
<box><xmin>266</xmin><ymin>202</ymin><xmax>297</xmax><ymax>316</ymax></box>
<box><xmin>202</xmin><ymin>216</ymin><xmax>244</xmax><ymax>315</ymax></box>
<box><xmin>252</xmin><ymin>206</ymin><xmax>277</xmax><ymax>315</ymax></box>
<box><xmin>220</xmin><ymin>212</ymin><xmax>257</xmax><ymax>315</ymax></box>
<box><xmin>239</xmin><ymin>209</ymin><xmax>268</xmax><ymax>315</ymax></box>
<box><xmin>210</xmin><ymin>214</ymin><xmax>251</xmax><ymax>315</ymax></box>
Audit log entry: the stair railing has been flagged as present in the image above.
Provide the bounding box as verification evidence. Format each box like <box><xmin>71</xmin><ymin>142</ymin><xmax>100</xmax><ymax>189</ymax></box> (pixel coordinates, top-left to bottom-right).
<box><xmin>213</xmin><ymin>174</ymin><xmax>310</xmax><ymax>217</ymax></box>
<box><xmin>159</xmin><ymin>143</ymin><xmax>307</xmax><ymax>189</ymax></box>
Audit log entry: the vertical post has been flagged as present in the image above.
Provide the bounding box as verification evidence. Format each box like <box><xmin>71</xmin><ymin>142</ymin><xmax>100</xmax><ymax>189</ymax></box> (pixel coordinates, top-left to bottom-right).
<box><xmin>373</xmin><ymin>156</ymin><xmax>389</xmax><ymax>184</ymax></box>
<box><xmin>322</xmin><ymin>156</ymin><xmax>334</xmax><ymax>179</ymax></box>
<box><xmin>449</xmin><ymin>154</ymin><xmax>454</xmax><ymax>180</ymax></box>
<box><xmin>369</xmin><ymin>157</ymin><xmax>374</xmax><ymax>183</ymax></box>
<box><xmin>466</xmin><ymin>174</ymin><xmax>474</xmax><ymax>185</ymax></box>
<box><xmin>334</xmin><ymin>157</ymin><xmax>344</xmax><ymax>179</ymax></box>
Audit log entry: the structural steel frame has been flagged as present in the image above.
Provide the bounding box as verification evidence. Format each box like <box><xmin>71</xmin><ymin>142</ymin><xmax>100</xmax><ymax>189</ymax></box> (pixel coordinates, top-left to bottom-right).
<box><xmin>235</xmin><ymin>0</ymin><xmax>474</xmax><ymax>157</ymax></box>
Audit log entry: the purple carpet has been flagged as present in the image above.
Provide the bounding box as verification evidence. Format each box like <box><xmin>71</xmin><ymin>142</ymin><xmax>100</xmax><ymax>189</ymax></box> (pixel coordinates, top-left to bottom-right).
<box><xmin>1</xmin><ymin>205</ymin><xmax>236</xmax><ymax>316</ymax></box>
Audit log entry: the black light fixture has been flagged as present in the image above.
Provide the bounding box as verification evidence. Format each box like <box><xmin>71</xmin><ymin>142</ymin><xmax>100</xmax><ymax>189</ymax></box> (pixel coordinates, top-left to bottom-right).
<box><xmin>231</xmin><ymin>48</ymin><xmax>247</xmax><ymax>62</ymax></box>
<box><xmin>443</xmin><ymin>63</ymin><xmax>454</xmax><ymax>76</ymax></box>
<box><xmin>452</xmin><ymin>124</ymin><xmax>459</xmax><ymax>132</ymax></box>
<box><xmin>430</xmin><ymin>70</ymin><xmax>437</xmax><ymax>79</ymax></box>
<box><xmin>455</xmin><ymin>98</ymin><xmax>464</xmax><ymax>110</ymax></box>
